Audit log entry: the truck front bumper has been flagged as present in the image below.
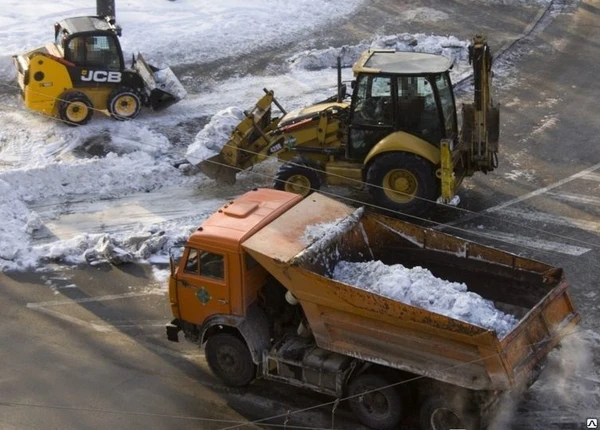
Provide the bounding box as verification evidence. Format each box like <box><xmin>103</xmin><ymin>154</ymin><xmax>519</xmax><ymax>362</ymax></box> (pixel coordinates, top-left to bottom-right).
<box><xmin>166</xmin><ymin>319</ymin><xmax>181</xmax><ymax>342</ymax></box>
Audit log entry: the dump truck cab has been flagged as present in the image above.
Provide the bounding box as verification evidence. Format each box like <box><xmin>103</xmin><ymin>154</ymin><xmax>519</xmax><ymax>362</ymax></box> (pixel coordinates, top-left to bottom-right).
<box><xmin>348</xmin><ymin>50</ymin><xmax>457</xmax><ymax>161</ymax></box>
<box><xmin>167</xmin><ymin>189</ymin><xmax>303</xmax><ymax>360</ymax></box>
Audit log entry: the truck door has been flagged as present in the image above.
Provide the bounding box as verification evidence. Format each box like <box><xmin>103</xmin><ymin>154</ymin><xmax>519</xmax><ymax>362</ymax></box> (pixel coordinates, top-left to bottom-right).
<box><xmin>176</xmin><ymin>247</ymin><xmax>231</xmax><ymax>325</ymax></box>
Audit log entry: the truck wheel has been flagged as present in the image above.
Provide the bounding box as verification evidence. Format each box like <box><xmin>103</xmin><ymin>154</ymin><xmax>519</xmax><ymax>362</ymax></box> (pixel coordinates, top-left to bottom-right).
<box><xmin>205</xmin><ymin>333</ymin><xmax>256</xmax><ymax>387</ymax></box>
<box><xmin>366</xmin><ymin>152</ymin><xmax>437</xmax><ymax>216</ymax></box>
<box><xmin>108</xmin><ymin>88</ymin><xmax>142</xmax><ymax>120</ymax></box>
<box><xmin>58</xmin><ymin>91</ymin><xmax>93</xmax><ymax>126</ymax></box>
<box><xmin>347</xmin><ymin>373</ymin><xmax>403</xmax><ymax>430</ymax></box>
<box><xmin>419</xmin><ymin>396</ymin><xmax>480</xmax><ymax>430</ymax></box>
<box><xmin>273</xmin><ymin>159</ymin><xmax>320</xmax><ymax>198</ymax></box>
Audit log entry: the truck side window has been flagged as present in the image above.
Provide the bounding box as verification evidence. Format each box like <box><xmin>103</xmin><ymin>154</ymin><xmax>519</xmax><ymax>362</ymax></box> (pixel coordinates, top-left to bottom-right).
<box><xmin>200</xmin><ymin>251</ymin><xmax>224</xmax><ymax>281</ymax></box>
<box><xmin>184</xmin><ymin>248</ymin><xmax>199</xmax><ymax>274</ymax></box>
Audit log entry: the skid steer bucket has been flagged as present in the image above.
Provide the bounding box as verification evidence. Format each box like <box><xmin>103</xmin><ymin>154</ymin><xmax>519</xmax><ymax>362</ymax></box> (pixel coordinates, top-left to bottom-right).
<box><xmin>134</xmin><ymin>53</ymin><xmax>187</xmax><ymax>111</ymax></box>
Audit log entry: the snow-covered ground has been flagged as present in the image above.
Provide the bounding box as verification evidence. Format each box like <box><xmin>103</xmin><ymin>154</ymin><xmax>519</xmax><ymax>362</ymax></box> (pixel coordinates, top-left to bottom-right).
<box><xmin>0</xmin><ymin>0</ymin><xmax>556</xmax><ymax>275</ymax></box>
<box><xmin>0</xmin><ymin>1</ymin><xmax>483</xmax><ymax>273</ymax></box>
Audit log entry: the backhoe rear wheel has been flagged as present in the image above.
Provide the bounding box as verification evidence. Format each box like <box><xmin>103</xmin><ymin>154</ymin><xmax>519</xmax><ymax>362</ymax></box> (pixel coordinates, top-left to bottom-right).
<box><xmin>58</xmin><ymin>91</ymin><xmax>93</xmax><ymax>126</ymax></box>
<box><xmin>273</xmin><ymin>159</ymin><xmax>321</xmax><ymax>198</ymax></box>
<box><xmin>205</xmin><ymin>333</ymin><xmax>256</xmax><ymax>387</ymax></box>
<box><xmin>108</xmin><ymin>87</ymin><xmax>142</xmax><ymax>120</ymax></box>
<box><xmin>366</xmin><ymin>152</ymin><xmax>437</xmax><ymax>216</ymax></box>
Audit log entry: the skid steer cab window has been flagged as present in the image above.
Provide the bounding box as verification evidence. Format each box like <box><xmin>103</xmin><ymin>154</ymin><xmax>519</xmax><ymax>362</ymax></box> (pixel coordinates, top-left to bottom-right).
<box><xmin>184</xmin><ymin>248</ymin><xmax>225</xmax><ymax>281</ymax></box>
<box><xmin>66</xmin><ymin>35</ymin><xmax>121</xmax><ymax>70</ymax></box>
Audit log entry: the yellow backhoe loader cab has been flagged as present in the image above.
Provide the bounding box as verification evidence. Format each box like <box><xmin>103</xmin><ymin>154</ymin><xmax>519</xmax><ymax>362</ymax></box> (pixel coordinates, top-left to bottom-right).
<box><xmin>13</xmin><ymin>15</ymin><xmax>186</xmax><ymax>125</ymax></box>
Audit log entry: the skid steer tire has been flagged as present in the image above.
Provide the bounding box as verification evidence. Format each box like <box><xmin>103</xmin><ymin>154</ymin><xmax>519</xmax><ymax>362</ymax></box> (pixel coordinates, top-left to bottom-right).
<box><xmin>348</xmin><ymin>373</ymin><xmax>403</xmax><ymax>430</ymax></box>
<box><xmin>58</xmin><ymin>91</ymin><xmax>94</xmax><ymax>126</ymax></box>
<box><xmin>205</xmin><ymin>333</ymin><xmax>256</xmax><ymax>387</ymax></box>
<box><xmin>366</xmin><ymin>152</ymin><xmax>437</xmax><ymax>216</ymax></box>
<box><xmin>273</xmin><ymin>159</ymin><xmax>321</xmax><ymax>198</ymax></box>
<box><xmin>108</xmin><ymin>88</ymin><xmax>142</xmax><ymax>121</ymax></box>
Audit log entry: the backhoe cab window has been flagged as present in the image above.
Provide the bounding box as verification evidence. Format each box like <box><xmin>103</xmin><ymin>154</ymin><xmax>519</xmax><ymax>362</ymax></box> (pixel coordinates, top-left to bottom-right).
<box><xmin>353</xmin><ymin>75</ymin><xmax>393</xmax><ymax>126</ymax></box>
<box><xmin>66</xmin><ymin>35</ymin><xmax>121</xmax><ymax>69</ymax></box>
<box><xmin>396</xmin><ymin>76</ymin><xmax>442</xmax><ymax>144</ymax></box>
<box><xmin>183</xmin><ymin>248</ymin><xmax>224</xmax><ymax>281</ymax></box>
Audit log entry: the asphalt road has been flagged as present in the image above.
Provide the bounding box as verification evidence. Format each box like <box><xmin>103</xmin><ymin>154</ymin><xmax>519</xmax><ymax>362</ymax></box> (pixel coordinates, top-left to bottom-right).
<box><xmin>1</xmin><ymin>0</ymin><xmax>599</xmax><ymax>429</ymax></box>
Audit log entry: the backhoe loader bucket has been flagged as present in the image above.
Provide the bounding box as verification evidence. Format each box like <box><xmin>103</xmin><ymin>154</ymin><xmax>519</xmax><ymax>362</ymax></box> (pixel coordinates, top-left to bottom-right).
<box><xmin>198</xmin><ymin>154</ymin><xmax>239</xmax><ymax>185</ymax></box>
<box><xmin>134</xmin><ymin>53</ymin><xmax>187</xmax><ymax>111</ymax></box>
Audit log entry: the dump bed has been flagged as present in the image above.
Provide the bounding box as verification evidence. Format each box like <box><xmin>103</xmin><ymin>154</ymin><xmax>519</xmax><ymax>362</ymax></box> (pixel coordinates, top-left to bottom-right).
<box><xmin>243</xmin><ymin>193</ymin><xmax>580</xmax><ymax>391</ymax></box>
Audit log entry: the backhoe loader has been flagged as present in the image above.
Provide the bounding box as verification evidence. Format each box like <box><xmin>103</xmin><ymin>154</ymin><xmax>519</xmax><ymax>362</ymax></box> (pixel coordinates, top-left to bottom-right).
<box><xmin>197</xmin><ymin>35</ymin><xmax>499</xmax><ymax>216</ymax></box>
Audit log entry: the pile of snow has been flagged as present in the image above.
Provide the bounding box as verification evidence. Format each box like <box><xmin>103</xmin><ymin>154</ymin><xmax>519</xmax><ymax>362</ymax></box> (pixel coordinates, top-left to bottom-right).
<box><xmin>289</xmin><ymin>33</ymin><xmax>471</xmax><ymax>82</ymax></box>
<box><xmin>332</xmin><ymin>260</ymin><xmax>519</xmax><ymax>338</ymax></box>
<box><xmin>186</xmin><ymin>107</ymin><xmax>245</xmax><ymax>166</ymax></box>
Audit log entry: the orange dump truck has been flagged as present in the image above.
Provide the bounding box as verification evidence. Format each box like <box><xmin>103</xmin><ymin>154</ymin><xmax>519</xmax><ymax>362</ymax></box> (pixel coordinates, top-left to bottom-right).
<box><xmin>165</xmin><ymin>188</ymin><xmax>579</xmax><ymax>430</ymax></box>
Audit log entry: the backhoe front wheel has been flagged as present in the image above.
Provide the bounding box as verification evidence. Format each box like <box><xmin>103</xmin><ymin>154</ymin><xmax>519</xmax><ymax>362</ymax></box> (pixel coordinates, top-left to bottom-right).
<box><xmin>58</xmin><ymin>91</ymin><xmax>93</xmax><ymax>126</ymax></box>
<box><xmin>108</xmin><ymin>87</ymin><xmax>142</xmax><ymax>120</ymax></box>
<box><xmin>273</xmin><ymin>159</ymin><xmax>321</xmax><ymax>197</ymax></box>
<box><xmin>205</xmin><ymin>333</ymin><xmax>256</xmax><ymax>387</ymax></box>
<box><xmin>348</xmin><ymin>373</ymin><xmax>403</xmax><ymax>430</ymax></box>
<box><xmin>366</xmin><ymin>152</ymin><xmax>437</xmax><ymax>216</ymax></box>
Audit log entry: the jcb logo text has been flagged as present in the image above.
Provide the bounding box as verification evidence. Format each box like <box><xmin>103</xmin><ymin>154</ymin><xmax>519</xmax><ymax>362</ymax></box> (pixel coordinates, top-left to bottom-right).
<box><xmin>81</xmin><ymin>71</ymin><xmax>122</xmax><ymax>83</ymax></box>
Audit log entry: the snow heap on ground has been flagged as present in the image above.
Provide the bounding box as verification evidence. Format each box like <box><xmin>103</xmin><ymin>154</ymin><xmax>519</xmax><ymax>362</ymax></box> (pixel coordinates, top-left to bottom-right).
<box><xmin>185</xmin><ymin>107</ymin><xmax>245</xmax><ymax>166</ymax></box>
<box><xmin>289</xmin><ymin>33</ymin><xmax>471</xmax><ymax>81</ymax></box>
<box><xmin>332</xmin><ymin>260</ymin><xmax>519</xmax><ymax>338</ymax></box>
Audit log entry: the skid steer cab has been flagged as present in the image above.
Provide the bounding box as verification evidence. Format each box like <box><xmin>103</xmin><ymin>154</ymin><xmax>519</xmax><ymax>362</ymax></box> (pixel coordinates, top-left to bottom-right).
<box><xmin>13</xmin><ymin>15</ymin><xmax>186</xmax><ymax>126</ymax></box>
<box><xmin>198</xmin><ymin>36</ymin><xmax>499</xmax><ymax>217</ymax></box>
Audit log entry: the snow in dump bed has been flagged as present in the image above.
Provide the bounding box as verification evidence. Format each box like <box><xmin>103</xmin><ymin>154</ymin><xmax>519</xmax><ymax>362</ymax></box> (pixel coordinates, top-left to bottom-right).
<box><xmin>185</xmin><ymin>107</ymin><xmax>245</xmax><ymax>166</ymax></box>
<box><xmin>332</xmin><ymin>260</ymin><xmax>519</xmax><ymax>338</ymax></box>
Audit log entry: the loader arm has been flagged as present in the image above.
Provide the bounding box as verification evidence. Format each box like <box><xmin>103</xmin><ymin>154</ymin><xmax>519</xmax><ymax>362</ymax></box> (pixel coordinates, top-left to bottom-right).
<box><xmin>198</xmin><ymin>90</ymin><xmax>285</xmax><ymax>184</ymax></box>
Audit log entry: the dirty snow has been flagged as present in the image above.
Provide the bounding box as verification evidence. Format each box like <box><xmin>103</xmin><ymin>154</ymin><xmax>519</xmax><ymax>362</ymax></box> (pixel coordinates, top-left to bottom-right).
<box><xmin>186</xmin><ymin>107</ymin><xmax>245</xmax><ymax>165</ymax></box>
<box><xmin>332</xmin><ymin>260</ymin><xmax>520</xmax><ymax>338</ymax></box>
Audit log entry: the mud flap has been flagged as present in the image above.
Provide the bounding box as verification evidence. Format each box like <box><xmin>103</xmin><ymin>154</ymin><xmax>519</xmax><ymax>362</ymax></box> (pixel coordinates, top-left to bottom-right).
<box><xmin>198</xmin><ymin>154</ymin><xmax>239</xmax><ymax>185</ymax></box>
<box><xmin>134</xmin><ymin>53</ymin><xmax>186</xmax><ymax>111</ymax></box>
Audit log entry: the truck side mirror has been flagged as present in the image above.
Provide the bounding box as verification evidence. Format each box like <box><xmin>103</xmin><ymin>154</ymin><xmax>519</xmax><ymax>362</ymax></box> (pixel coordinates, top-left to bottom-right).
<box><xmin>168</xmin><ymin>246</ymin><xmax>185</xmax><ymax>278</ymax></box>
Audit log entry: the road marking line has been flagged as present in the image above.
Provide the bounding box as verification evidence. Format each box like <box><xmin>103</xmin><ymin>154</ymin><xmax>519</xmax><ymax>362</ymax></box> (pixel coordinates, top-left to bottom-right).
<box><xmin>498</xmin><ymin>208</ymin><xmax>600</xmax><ymax>233</ymax></box>
<box><xmin>546</xmin><ymin>191</ymin><xmax>600</xmax><ymax>206</ymax></box>
<box><xmin>468</xmin><ymin>230</ymin><xmax>591</xmax><ymax>256</ymax></box>
<box><xmin>437</xmin><ymin>161</ymin><xmax>600</xmax><ymax>230</ymax></box>
<box><xmin>26</xmin><ymin>291</ymin><xmax>161</xmax><ymax>309</ymax></box>
<box><xmin>581</xmin><ymin>172</ymin><xmax>600</xmax><ymax>182</ymax></box>
<box><xmin>480</xmin><ymin>162</ymin><xmax>600</xmax><ymax>213</ymax></box>
<box><xmin>32</xmin><ymin>306</ymin><xmax>113</xmax><ymax>332</ymax></box>
<box><xmin>26</xmin><ymin>292</ymin><xmax>163</xmax><ymax>332</ymax></box>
